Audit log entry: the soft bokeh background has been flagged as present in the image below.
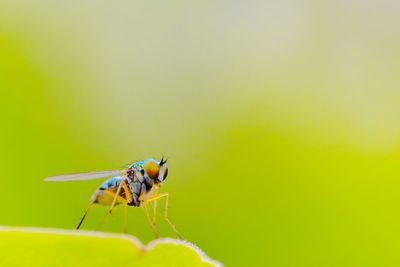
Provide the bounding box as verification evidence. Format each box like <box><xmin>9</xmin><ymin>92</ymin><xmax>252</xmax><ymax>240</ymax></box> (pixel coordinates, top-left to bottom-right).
<box><xmin>1</xmin><ymin>1</ymin><xmax>400</xmax><ymax>266</ymax></box>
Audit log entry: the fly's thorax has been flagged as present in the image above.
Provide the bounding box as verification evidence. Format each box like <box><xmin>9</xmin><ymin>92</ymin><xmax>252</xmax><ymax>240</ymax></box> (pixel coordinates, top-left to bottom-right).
<box><xmin>127</xmin><ymin>172</ymin><xmax>154</xmax><ymax>206</ymax></box>
<box><xmin>128</xmin><ymin>175</ymin><xmax>153</xmax><ymax>193</ymax></box>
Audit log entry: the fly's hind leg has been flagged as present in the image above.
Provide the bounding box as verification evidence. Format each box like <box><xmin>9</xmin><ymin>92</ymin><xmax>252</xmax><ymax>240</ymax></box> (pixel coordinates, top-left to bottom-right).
<box><xmin>76</xmin><ymin>199</ymin><xmax>95</xmax><ymax>230</ymax></box>
<box><xmin>76</xmin><ymin>190</ymin><xmax>101</xmax><ymax>229</ymax></box>
<box><xmin>143</xmin><ymin>193</ymin><xmax>182</xmax><ymax>239</ymax></box>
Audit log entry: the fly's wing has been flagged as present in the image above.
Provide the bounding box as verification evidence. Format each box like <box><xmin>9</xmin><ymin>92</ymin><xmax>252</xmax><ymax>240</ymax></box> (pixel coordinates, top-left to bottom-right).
<box><xmin>44</xmin><ymin>170</ymin><xmax>126</xmax><ymax>182</ymax></box>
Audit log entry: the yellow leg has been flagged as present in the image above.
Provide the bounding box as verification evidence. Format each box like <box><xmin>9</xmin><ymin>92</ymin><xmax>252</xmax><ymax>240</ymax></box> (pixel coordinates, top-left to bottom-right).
<box><xmin>143</xmin><ymin>202</ymin><xmax>160</xmax><ymax>238</ymax></box>
<box><xmin>109</xmin><ymin>182</ymin><xmax>124</xmax><ymax>213</ymax></box>
<box><xmin>96</xmin><ymin>209</ymin><xmax>111</xmax><ymax>230</ymax></box>
<box><xmin>121</xmin><ymin>180</ymin><xmax>133</xmax><ymax>204</ymax></box>
<box><xmin>153</xmin><ymin>199</ymin><xmax>158</xmax><ymax>226</ymax></box>
<box><xmin>148</xmin><ymin>187</ymin><xmax>159</xmax><ymax>226</ymax></box>
<box><xmin>76</xmin><ymin>200</ymin><xmax>95</xmax><ymax>230</ymax></box>
<box><xmin>143</xmin><ymin>193</ymin><xmax>182</xmax><ymax>239</ymax></box>
<box><xmin>96</xmin><ymin>188</ymin><xmax>127</xmax><ymax>230</ymax></box>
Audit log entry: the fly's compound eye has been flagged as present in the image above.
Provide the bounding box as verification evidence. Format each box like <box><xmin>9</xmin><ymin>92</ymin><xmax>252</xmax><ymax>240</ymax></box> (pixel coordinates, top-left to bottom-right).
<box><xmin>144</xmin><ymin>160</ymin><xmax>160</xmax><ymax>180</ymax></box>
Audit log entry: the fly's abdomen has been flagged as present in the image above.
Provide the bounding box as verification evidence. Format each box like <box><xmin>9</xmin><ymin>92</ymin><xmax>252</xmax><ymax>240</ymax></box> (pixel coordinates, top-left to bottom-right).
<box><xmin>92</xmin><ymin>177</ymin><xmax>124</xmax><ymax>206</ymax></box>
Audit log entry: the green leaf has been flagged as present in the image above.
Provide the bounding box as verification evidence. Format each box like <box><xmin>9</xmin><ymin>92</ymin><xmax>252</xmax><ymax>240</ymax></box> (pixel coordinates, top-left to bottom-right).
<box><xmin>0</xmin><ymin>227</ymin><xmax>222</xmax><ymax>267</ymax></box>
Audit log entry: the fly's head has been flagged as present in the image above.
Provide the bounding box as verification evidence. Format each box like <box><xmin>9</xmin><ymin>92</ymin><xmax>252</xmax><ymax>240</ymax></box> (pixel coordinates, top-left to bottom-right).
<box><xmin>144</xmin><ymin>157</ymin><xmax>168</xmax><ymax>185</ymax></box>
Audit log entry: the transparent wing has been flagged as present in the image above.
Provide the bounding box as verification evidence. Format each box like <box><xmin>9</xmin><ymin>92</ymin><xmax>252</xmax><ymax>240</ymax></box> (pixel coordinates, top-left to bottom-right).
<box><xmin>44</xmin><ymin>170</ymin><xmax>125</xmax><ymax>182</ymax></box>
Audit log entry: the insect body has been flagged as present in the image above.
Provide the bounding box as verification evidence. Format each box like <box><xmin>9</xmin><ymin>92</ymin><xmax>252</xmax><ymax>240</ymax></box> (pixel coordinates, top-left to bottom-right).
<box><xmin>44</xmin><ymin>158</ymin><xmax>181</xmax><ymax>238</ymax></box>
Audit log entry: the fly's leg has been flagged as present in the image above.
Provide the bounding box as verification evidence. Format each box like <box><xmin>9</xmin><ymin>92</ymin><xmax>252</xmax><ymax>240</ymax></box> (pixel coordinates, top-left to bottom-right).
<box><xmin>76</xmin><ymin>199</ymin><xmax>95</xmax><ymax>230</ymax></box>
<box><xmin>143</xmin><ymin>202</ymin><xmax>160</xmax><ymax>238</ymax></box>
<box><xmin>109</xmin><ymin>181</ymin><xmax>124</xmax><ymax>213</ymax></box>
<box><xmin>153</xmin><ymin>200</ymin><xmax>158</xmax><ymax>226</ymax></box>
<box><xmin>144</xmin><ymin>193</ymin><xmax>182</xmax><ymax>239</ymax></box>
<box><xmin>121</xmin><ymin>180</ymin><xmax>133</xmax><ymax>204</ymax></box>
<box><xmin>120</xmin><ymin>180</ymin><xmax>133</xmax><ymax>233</ymax></box>
<box><xmin>96</xmin><ymin>187</ymin><xmax>127</xmax><ymax>230</ymax></box>
<box><xmin>150</xmin><ymin>188</ymin><xmax>159</xmax><ymax>227</ymax></box>
<box><xmin>96</xmin><ymin>211</ymin><xmax>111</xmax><ymax>231</ymax></box>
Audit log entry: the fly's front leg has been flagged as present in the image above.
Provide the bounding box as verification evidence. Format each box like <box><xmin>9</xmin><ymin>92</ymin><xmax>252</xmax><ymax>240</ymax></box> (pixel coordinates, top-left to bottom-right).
<box><xmin>150</xmin><ymin>188</ymin><xmax>159</xmax><ymax>227</ymax></box>
<box><xmin>144</xmin><ymin>193</ymin><xmax>182</xmax><ymax>239</ymax></box>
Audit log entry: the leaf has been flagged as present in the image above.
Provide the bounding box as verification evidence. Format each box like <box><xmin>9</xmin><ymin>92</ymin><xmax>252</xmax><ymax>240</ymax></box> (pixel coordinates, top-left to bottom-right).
<box><xmin>0</xmin><ymin>227</ymin><xmax>222</xmax><ymax>267</ymax></box>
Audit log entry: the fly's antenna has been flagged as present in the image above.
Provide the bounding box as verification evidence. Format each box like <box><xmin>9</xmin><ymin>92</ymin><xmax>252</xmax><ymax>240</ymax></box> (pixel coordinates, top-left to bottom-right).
<box><xmin>160</xmin><ymin>156</ymin><xmax>168</xmax><ymax>166</ymax></box>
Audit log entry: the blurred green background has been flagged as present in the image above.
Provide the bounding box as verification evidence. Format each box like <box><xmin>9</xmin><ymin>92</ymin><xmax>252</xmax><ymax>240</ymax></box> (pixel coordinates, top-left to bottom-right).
<box><xmin>1</xmin><ymin>1</ymin><xmax>400</xmax><ymax>266</ymax></box>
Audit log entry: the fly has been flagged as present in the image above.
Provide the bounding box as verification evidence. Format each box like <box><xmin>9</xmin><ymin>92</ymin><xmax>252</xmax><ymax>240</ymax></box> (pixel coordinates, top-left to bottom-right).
<box><xmin>44</xmin><ymin>157</ymin><xmax>181</xmax><ymax>238</ymax></box>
